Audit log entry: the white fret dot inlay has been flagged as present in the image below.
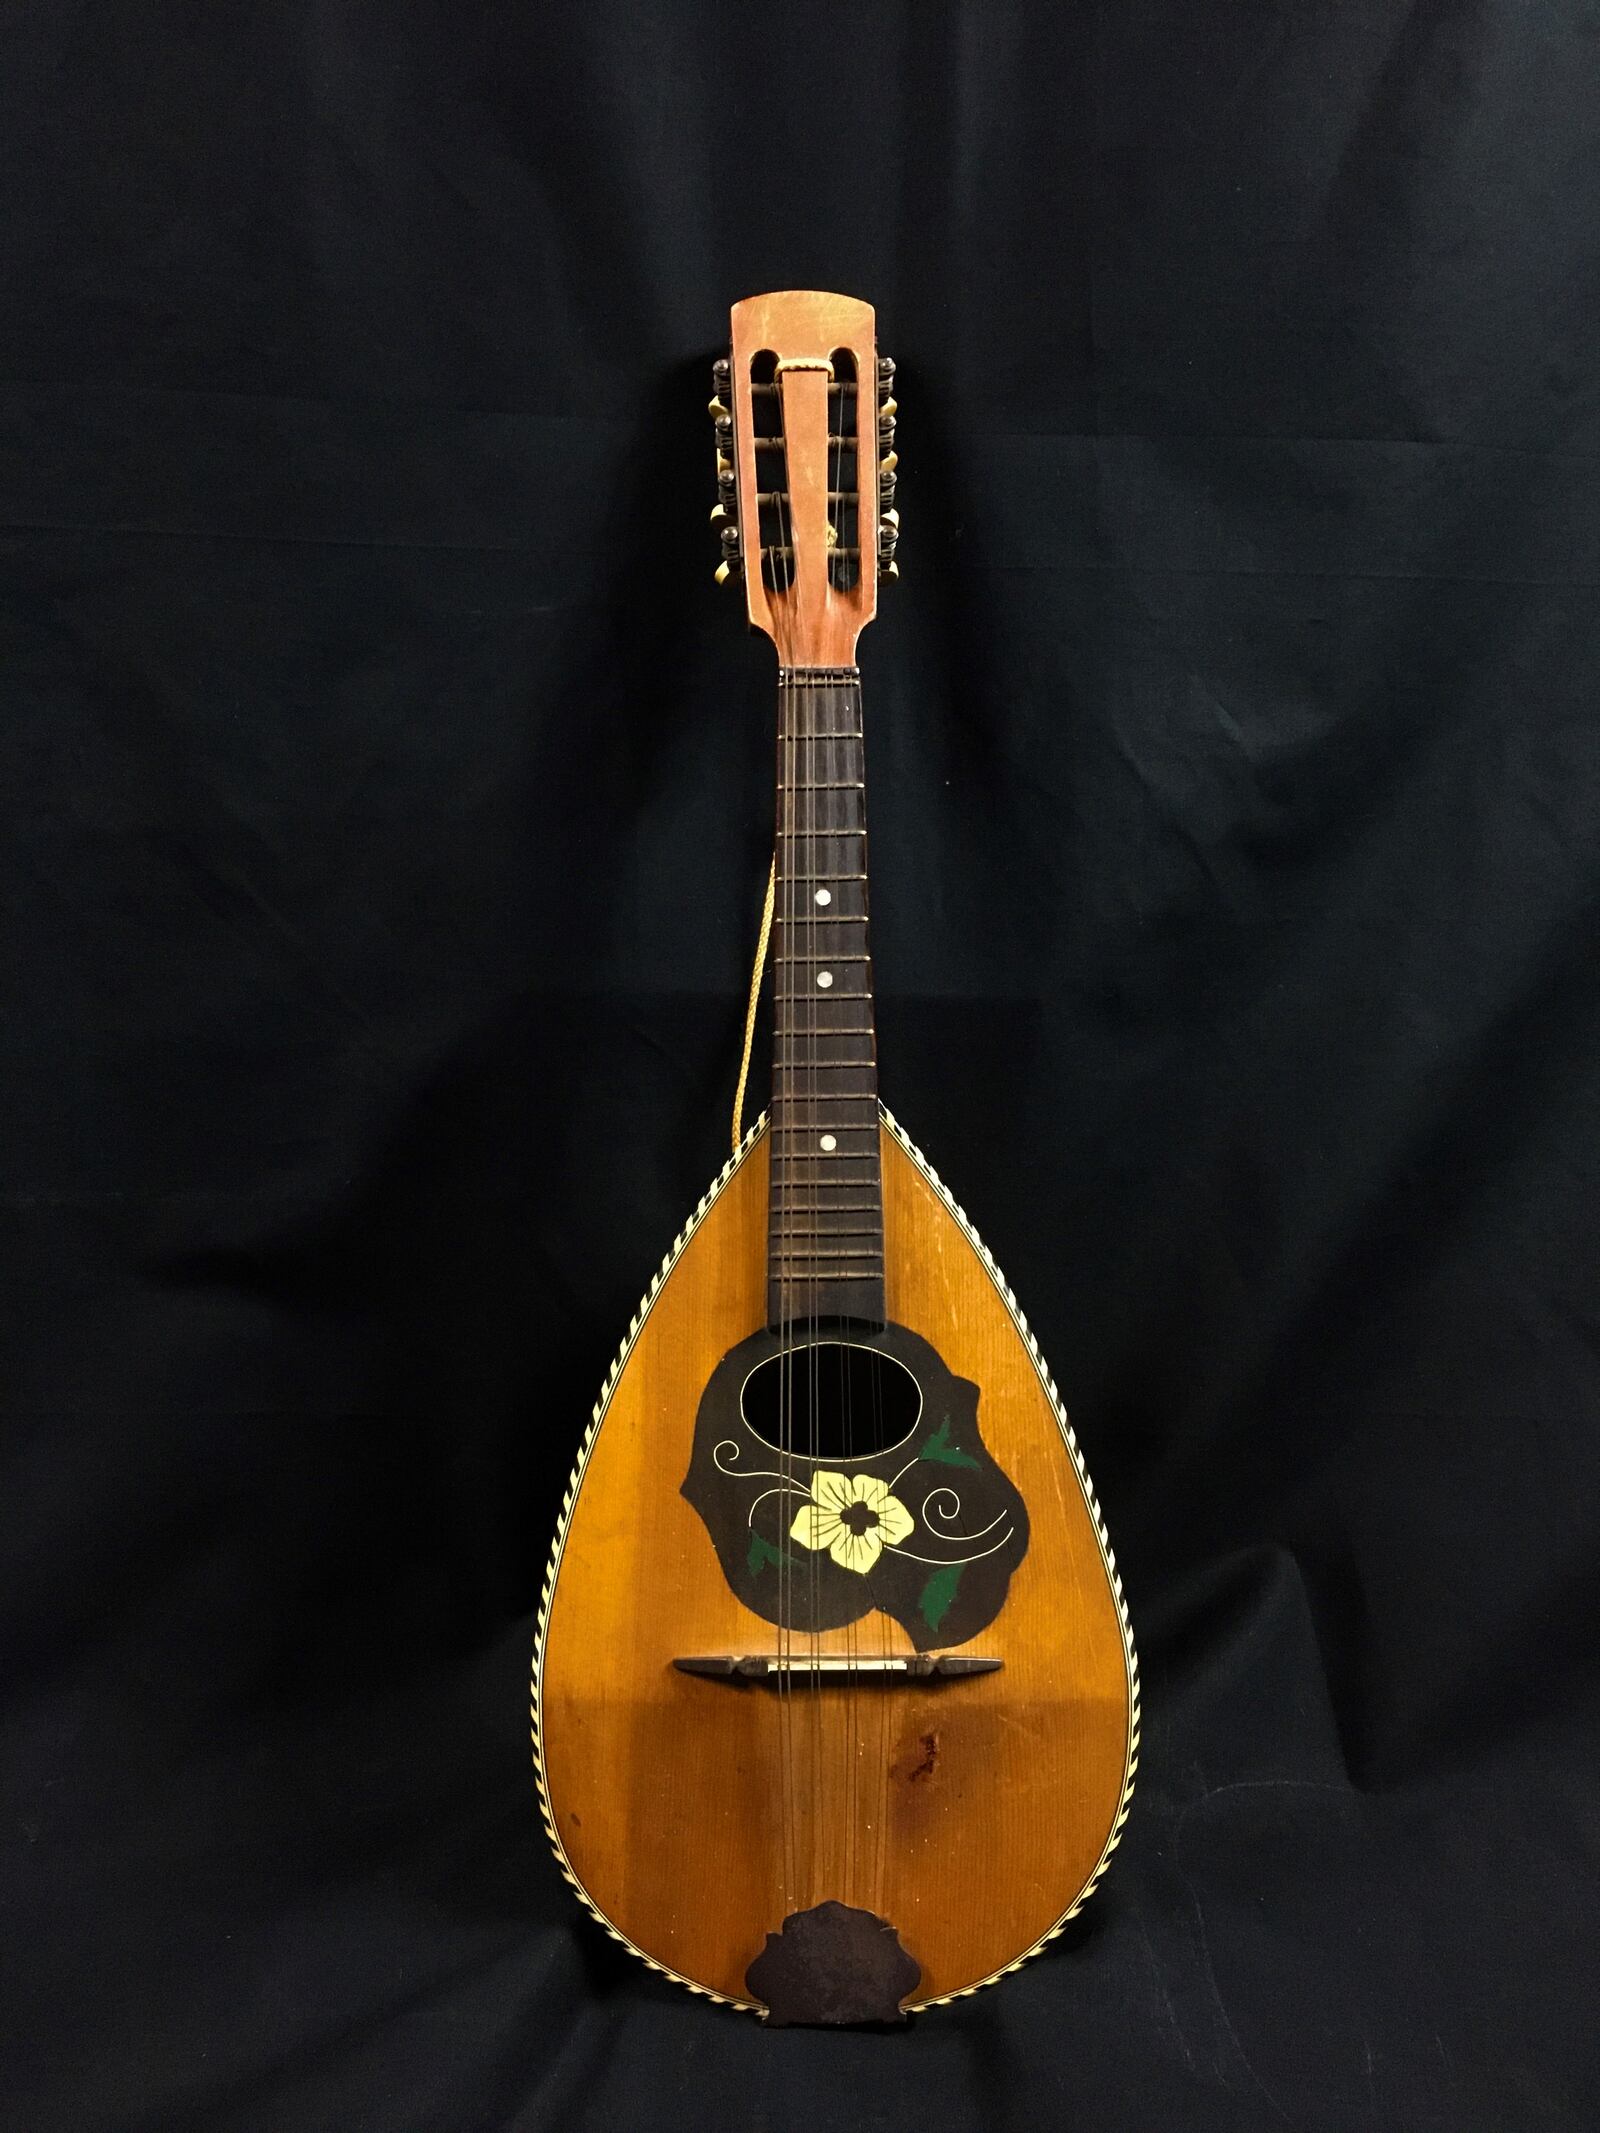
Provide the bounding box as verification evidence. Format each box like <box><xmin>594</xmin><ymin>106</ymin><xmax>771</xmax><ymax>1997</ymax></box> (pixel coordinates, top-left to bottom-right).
<box><xmin>814</xmin><ymin>888</ymin><xmax>832</xmax><ymax>906</ymax></box>
<box><xmin>817</xmin><ymin>970</ymin><xmax>834</xmax><ymax>988</ymax></box>
<box><xmin>819</xmin><ymin>1134</ymin><xmax>837</xmax><ymax>1152</ymax></box>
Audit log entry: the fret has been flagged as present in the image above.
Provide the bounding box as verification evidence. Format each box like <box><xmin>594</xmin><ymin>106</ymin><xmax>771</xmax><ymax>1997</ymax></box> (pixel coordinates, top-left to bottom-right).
<box><xmin>770</xmin><ymin>1152</ymin><xmax>877</xmax><ymax>1165</ymax></box>
<box><xmin>772</xmin><ymin>1057</ymin><xmax>878</xmax><ymax>1075</ymax></box>
<box><xmin>771</xmin><ymin>1103</ymin><xmax>879</xmax><ymax>1118</ymax></box>
<box><xmin>769</xmin><ymin>1188</ymin><xmax>883</xmax><ymax>1199</ymax></box>
<box><xmin>768</xmin><ymin>1160</ymin><xmax>878</xmax><ymax>1177</ymax></box>
<box><xmin>768</xmin><ymin>1225</ymin><xmax>882</xmax><ymax>1236</ymax></box>
<box><xmin>770</xmin><ymin>1111</ymin><xmax>879</xmax><ymax>1121</ymax></box>
<box><xmin>769</xmin><ymin>1213</ymin><xmax>884</xmax><ymax>1223</ymax></box>
<box><xmin>769</xmin><ymin>1179</ymin><xmax>881</xmax><ymax>1192</ymax></box>
<box><xmin>772</xmin><ymin>1203</ymin><xmax>883</xmax><ymax>1220</ymax></box>
<box><xmin>770</xmin><ymin>1104</ymin><xmax>880</xmax><ymax>1116</ymax></box>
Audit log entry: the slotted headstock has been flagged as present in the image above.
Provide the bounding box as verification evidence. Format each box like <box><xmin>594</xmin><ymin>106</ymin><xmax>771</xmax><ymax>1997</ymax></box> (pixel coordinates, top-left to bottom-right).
<box><xmin>709</xmin><ymin>290</ymin><xmax>897</xmax><ymax>666</ymax></box>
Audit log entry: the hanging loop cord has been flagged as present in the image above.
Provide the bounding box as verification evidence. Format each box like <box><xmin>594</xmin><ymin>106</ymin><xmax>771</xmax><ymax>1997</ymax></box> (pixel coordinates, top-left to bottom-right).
<box><xmin>732</xmin><ymin>854</ymin><xmax>777</xmax><ymax>1152</ymax></box>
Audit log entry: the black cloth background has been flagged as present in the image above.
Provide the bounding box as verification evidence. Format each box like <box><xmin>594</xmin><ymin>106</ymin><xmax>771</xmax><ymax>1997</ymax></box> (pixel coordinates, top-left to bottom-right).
<box><xmin>2</xmin><ymin>4</ymin><xmax>1596</xmax><ymax>2128</ymax></box>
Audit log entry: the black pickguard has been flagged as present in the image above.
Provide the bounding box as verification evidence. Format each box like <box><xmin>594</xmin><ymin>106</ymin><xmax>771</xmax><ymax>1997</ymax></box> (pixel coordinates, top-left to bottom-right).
<box><xmin>680</xmin><ymin>1320</ymin><xmax>1029</xmax><ymax>1652</ymax></box>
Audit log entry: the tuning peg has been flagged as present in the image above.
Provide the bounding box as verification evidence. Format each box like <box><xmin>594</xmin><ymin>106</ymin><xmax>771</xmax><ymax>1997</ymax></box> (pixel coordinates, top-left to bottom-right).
<box><xmin>711</xmin><ymin>357</ymin><xmax>731</xmax><ymax>392</ymax></box>
<box><xmin>719</xmin><ymin>522</ymin><xmax>742</xmax><ymax>553</ymax></box>
<box><xmin>877</xmin><ymin>355</ymin><xmax>895</xmax><ymax>383</ymax></box>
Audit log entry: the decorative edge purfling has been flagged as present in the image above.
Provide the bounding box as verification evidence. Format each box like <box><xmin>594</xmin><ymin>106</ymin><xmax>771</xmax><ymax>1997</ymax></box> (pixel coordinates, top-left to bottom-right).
<box><xmin>876</xmin><ymin>1107</ymin><xmax>1141</xmax><ymax>2008</ymax></box>
<box><xmin>529</xmin><ymin>1107</ymin><xmax>1140</xmax><ymax>2018</ymax></box>
<box><xmin>530</xmin><ymin>1118</ymin><xmax>767</xmax><ymax>2011</ymax></box>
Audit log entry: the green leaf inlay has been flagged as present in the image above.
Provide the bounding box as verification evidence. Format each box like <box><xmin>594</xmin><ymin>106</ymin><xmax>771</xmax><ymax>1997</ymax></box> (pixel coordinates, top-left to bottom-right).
<box><xmin>920</xmin><ymin>1415</ymin><xmax>981</xmax><ymax>1469</ymax></box>
<box><xmin>918</xmin><ymin>1562</ymin><xmax>964</xmax><ymax>1634</ymax></box>
<box><xmin>747</xmin><ymin>1533</ymin><xmax>798</xmax><ymax>1577</ymax></box>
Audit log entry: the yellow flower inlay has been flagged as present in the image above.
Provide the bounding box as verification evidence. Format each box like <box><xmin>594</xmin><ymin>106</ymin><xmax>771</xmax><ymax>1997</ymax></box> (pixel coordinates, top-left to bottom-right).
<box><xmin>789</xmin><ymin>1470</ymin><xmax>914</xmax><ymax>1575</ymax></box>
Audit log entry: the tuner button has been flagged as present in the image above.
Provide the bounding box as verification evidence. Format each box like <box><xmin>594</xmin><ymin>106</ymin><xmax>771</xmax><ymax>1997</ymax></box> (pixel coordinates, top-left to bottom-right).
<box><xmin>879</xmin><ymin>395</ymin><xmax>897</xmax><ymax>421</ymax></box>
<box><xmin>880</xmin><ymin>507</ymin><xmax>900</xmax><ymax>532</ymax></box>
<box><xmin>707</xmin><ymin>395</ymin><xmax>731</xmax><ymax>420</ymax></box>
<box><xmin>880</xmin><ymin>558</ymin><xmax>899</xmax><ymax>580</ymax></box>
<box><xmin>715</xmin><ymin>557</ymin><xmax>741</xmax><ymax>587</ymax></box>
<box><xmin>879</xmin><ymin>449</ymin><xmax>898</xmax><ymax>475</ymax></box>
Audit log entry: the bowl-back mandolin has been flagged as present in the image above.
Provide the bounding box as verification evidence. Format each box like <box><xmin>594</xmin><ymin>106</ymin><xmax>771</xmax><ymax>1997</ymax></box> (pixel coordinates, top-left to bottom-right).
<box><xmin>532</xmin><ymin>290</ymin><xmax>1137</xmax><ymax>2024</ymax></box>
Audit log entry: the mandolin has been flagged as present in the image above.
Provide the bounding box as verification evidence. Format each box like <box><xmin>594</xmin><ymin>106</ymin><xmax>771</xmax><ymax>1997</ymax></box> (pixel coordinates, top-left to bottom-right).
<box><xmin>532</xmin><ymin>290</ymin><xmax>1137</xmax><ymax>2023</ymax></box>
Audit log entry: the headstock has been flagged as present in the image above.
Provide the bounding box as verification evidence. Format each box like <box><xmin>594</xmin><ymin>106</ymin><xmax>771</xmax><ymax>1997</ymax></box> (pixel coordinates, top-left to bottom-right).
<box><xmin>709</xmin><ymin>290</ymin><xmax>898</xmax><ymax>667</ymax></box>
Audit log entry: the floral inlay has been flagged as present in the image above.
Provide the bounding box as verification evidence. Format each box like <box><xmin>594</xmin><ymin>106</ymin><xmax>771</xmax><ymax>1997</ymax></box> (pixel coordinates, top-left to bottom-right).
<box><xmin>790</xmin><ymin>1471</ymin><xmax>915</xmax><ymax>1575</ymax></box>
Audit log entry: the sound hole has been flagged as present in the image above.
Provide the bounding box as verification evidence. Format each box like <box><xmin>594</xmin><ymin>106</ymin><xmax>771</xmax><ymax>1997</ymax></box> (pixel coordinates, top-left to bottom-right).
<box><xmin>739</xmin><ymin>1341</ymin><xmax>922</xmax><ymax>1460</ymax></box>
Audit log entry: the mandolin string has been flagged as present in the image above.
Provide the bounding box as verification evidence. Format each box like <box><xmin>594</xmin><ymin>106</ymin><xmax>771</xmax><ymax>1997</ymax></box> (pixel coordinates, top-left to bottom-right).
<box><xmin>778</xmin><ymin>446</ymin><xmax>801</xmax><ymax>1913</ymax></box>
<box><xmin>808</xmin><ymin>663</ymin><xmax>822</xmax><ymax>1905</ymax></box>
<box><xmin>814</xmin><ymin>665</ymin><xmax>827</xmax><ymax>1902</ymax></box>
<box><xmin>840</xmin><ymin>371</ymin><xmax>866</xmax><ymax>1902</ymax></box>
<box><xmin>797</xmin><ymin>455</ymin><xmax>818</xmax><ymax>1908</ymax></box>
<box><xmin>821</xmin><ymin>370</ymin><xmax>845</xmax><ymax>1898</ymax></box>
<box><xmin>831</xmin><ymin>372</ymin><xmax>861</xmax><ymax>1900</ymax></box>
<box><xmin>770</xmin><ymin>397</ymin><xmax>793</xmax><ymax>1915</ymax></box>
<box><xmin>865</xmin><ymin>356</ymin><xmax>891</xmax><ymax>1912</ymax></box>
<box><xmin>814</xmin><ymin>383</ymin><xmax>834</xmax><ymax>1899</ymax></box>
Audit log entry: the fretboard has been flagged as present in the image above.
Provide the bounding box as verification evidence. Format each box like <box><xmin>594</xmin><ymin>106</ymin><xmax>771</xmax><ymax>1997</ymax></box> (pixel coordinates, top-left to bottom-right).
<box><xmin>768</xmin><ymin>665</ymin><xmax>884</xmax><ymax>1330</ymax></box>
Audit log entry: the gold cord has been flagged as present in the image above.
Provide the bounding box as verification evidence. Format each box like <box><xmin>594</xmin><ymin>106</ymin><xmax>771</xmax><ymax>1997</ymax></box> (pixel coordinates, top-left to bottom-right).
<box><xmin>732</xmin><ymin>854</ymin><xmax>777</xmax><ymax>1152</ymax></box>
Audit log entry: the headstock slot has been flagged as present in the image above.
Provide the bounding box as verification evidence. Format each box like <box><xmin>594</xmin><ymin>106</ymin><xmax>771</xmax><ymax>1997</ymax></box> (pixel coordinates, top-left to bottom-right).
<box><xmin>825</xmin><ymin>348</ymin><xmax>861</xmax><ymax>594</ymax></box>
<box><xmin>748</xmin><ymin>350</ymin><xmax>792</xmax><ymax>596</ymax></box>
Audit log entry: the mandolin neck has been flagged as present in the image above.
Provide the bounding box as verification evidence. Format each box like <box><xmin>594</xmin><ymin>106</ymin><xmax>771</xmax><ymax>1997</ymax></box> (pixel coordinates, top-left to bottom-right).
<box><xmin>767</xmin><ymin>664</ymin><xmax>885</xmax><ymax>1331</ymax></box>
